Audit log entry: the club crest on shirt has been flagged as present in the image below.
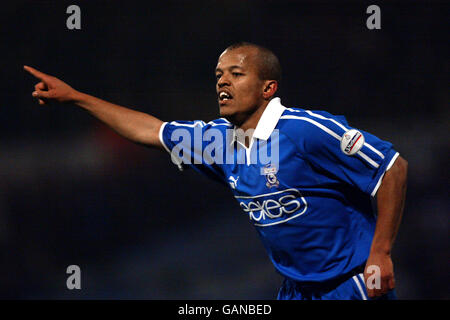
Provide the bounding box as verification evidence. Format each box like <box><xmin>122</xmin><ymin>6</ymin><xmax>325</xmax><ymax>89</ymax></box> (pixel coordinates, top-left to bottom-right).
<box><xmin>262</xmin><ymin>164</ymin><xmax>279</xmax><ymax>188</ymax></box>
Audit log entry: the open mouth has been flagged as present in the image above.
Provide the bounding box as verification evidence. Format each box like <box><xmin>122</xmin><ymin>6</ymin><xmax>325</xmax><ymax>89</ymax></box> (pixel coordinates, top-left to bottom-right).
<box><xmin>218</xmin><ymin>91</ymin><xmax>233</xmax><ymax>102</ymax></box>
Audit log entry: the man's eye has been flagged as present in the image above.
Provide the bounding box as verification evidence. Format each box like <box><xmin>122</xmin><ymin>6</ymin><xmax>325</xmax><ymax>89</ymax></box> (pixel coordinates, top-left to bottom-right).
<box><xmin>216</xmin><ymin>74</ymin><xmax>222</xmax><ymax>80</ymax></box>
<box><xmin>232</xmin><ymin>72</ymin><xmax>243</xmax><ymax>77</ymax></box>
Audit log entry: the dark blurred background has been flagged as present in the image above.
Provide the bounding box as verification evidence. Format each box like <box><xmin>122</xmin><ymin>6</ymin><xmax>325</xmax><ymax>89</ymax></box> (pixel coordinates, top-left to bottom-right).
<box><xmin>0</xmin><ymin>0</ymin><xmax>448</xmax><ymax>299</ymax></box>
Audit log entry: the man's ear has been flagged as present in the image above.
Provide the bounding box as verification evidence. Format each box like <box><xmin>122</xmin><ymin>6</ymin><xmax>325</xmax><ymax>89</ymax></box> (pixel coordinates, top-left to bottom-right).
<box><xmin>262</xmin><ymin>80</ymin><xmax>278</xmax><ymax>99</ymax></box>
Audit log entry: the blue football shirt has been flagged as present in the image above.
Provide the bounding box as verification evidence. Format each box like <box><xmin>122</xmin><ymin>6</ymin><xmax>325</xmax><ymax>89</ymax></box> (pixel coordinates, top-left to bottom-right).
<box><xmin>159</xmin><ymin>97</ymin><xmax>399</xmax><ymax>283</ymax></box>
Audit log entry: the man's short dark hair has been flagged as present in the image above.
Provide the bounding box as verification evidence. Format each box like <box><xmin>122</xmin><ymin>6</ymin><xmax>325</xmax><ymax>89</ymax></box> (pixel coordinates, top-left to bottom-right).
<box><xmin>225</xmin><ymin>42</ymin><xmax>282</xmax><ymax>84</ymax></box>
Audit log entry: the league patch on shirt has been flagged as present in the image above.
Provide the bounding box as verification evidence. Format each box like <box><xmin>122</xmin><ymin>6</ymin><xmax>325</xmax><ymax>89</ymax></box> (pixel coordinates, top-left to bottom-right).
<box><xmin>340</xmin><ymin>129</ymin><xmax>365</xmax><ymax>156</ymax></box>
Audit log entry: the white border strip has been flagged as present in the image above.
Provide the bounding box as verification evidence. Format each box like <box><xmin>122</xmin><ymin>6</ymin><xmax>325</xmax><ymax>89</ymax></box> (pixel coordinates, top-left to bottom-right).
<box><xmin>352</xmin><ymin>275</ymin><xmax>368</xmax><ymax>300</ymax></box>
<box><xmin>209</xmin><ymin>122</ymin><xmax>233</xmax><ymax>127</ymax></box>
<box><xmin>365</xmin><ymin>143</ymin><xmax>385</xmax><ymax>159</ymax></box>
<box><xmin>370</xmin><ymin>152</ymin><xmax>400</xmax><ymax>197</ymax></box>
<box><xmin>386</xmin><ymin>152</ymin><xmax>400</xmax><ymax>171</ymax></box>
<box><xmin>158</xmin><ymin>122</ymin><xmax>170</xmax><ymax>154</ymax></box>
<box><xmin>304</xmin><ymin>110</ymin><xmax>385</xmax><ymax>160</ymax></box>
<box><xmin>281</xmin><ymin>115</ymin><xmax>342</xmax><ymax>140</ymax></box>
<box><xmin>280</xmin><ymin>115</ymin><xmax>379</xmax><ymax>168</ymax></box>
<box><xmin>305</xmin><ymin>110</ymin><xmax>349</xmax><ymax>132</ymax></box>
<box><xmin>358</xmin><ymin>273</ymin><xmax>366</xmax><ymax>289</ymax></box>
<box><xmin>357</xmin><ymin>151</ymin><xmax>379</xmax><ymax>168</ymax></box>
<box><xmin>170</xmin><ymin>120</ymin><xmax>206</xmax><ymax>128</ymax></box>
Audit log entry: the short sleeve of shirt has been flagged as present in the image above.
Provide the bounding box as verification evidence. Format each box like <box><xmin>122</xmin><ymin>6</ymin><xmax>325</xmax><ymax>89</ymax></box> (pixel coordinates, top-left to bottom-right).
<box><xmin>158</xmin><ymin>120</ymin><xmax>230</xmax><ymax>186</ymax></box>
<box><xmin>284</xmin><ymin>110</ymin><xmax>399</xmax><ymax>197</ymax></box>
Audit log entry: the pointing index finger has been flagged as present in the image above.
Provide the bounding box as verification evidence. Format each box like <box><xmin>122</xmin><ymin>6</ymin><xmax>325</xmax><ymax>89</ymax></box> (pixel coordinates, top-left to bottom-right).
<box><xmin>23</xmin><ymin>65</ymin><xmax>49</xmax><ymax>80</ymax></box>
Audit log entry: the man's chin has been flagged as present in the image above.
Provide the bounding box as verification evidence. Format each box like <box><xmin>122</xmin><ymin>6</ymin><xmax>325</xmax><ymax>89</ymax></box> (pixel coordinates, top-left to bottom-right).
<box><xmin>219</xmin><ymin>105</ymin><xmax>231</xmax><ymax>117</ymax></box>
<box><xmin>219</xmin><ymin>106</ymin><xmax>234</xmax><ymax>120</ymax></box>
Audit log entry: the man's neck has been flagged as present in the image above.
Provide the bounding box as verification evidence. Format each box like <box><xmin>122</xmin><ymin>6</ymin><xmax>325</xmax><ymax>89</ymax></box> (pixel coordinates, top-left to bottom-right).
<box><xmin>235</xmin><ymin>100</ymin><xmax>269</xmax><ymax>148</ymax></box>
<box><xmin>237</xmin><ymin>100</ymin><xmax>269</xmax><ymax>132</ymax></box>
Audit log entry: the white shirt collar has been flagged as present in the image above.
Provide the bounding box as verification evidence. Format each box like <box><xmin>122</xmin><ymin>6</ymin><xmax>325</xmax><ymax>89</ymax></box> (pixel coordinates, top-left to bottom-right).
<box><xmin>232</xmin><ymin>97</ymin><xmax>286</xmax><ymax>146</ymax></box>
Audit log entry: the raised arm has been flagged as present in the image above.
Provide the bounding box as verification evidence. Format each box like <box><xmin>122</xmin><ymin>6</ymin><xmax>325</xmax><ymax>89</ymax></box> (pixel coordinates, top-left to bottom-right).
<box><xmin>24</xmin><ymin>65</ymin><xmax>164</xmax><ymax>149</ymax></box>
<box><xmin>364</xmin><ymin>155</ymin><xmax>408</xmax><ymax>298</ymax></box>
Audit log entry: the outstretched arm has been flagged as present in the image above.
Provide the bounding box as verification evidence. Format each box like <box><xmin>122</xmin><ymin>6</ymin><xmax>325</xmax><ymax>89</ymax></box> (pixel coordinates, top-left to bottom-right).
<box><xmin>364</xmin><ymin>155</ymin><xmax>408</xmax><ymax>298</ymax></box>
<box><xmin>24</xmin><ymin>65</ymin><xmax>164</xmax><ymax>149</ymax></box>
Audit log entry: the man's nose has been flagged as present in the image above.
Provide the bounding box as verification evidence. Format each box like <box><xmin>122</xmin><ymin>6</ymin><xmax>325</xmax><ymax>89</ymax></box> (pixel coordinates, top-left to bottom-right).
<box><xmin>217</xmin><ymin>75</ymin><xmax>230</xmax><ymax>88</ymax></box>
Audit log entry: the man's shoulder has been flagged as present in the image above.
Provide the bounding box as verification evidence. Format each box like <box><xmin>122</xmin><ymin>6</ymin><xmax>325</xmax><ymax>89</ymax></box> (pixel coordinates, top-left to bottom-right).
<box><xmin>277</xmin><ymin>107</ymin><xmax>351</xmax><ymax>148</ymax></box>
<box><xmin>207</xmin><ymin>118</ymin><xmax>234</xmax><ymax>128</ymax></box>
<box><xmin>281</xmin><ymin>107</ymin><xmax>348</xmax><ymax>123</ymax></box>
<box><xmin>279</xmin><ymin>107</ymin><xmax>349</xmax><ymax>131</ymax></box>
